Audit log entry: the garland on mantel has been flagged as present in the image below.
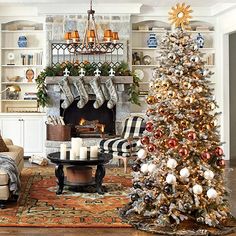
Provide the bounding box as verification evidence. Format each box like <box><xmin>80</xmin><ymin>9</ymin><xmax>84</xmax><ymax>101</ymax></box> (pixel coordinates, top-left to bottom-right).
<box><xmin>36</xmin><ymin>61</ymin><xmax>140</xmax><ymax>108</ymax></box>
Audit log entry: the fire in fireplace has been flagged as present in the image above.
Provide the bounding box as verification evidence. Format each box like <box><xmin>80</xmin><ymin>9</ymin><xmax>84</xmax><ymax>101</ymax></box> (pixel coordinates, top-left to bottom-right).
<box><xmin>60</xmin><ymin>100</ymin><xmax>116</xmax><ymax>137</ymax></box>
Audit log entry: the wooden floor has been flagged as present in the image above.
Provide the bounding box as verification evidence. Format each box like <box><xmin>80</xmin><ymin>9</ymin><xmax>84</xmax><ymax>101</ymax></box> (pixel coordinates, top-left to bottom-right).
<box><xmin>1</xmin><ymin>160</ymin><xmax>236</xmax><ymax>236</ymax></box>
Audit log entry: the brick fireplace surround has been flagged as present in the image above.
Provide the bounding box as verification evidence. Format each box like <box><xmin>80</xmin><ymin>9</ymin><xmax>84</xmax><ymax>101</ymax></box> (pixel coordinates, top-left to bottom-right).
<box><xmin>45</xmin><ymin>76</ymin><xmax>133</xmax><ymax>154</ymax></box>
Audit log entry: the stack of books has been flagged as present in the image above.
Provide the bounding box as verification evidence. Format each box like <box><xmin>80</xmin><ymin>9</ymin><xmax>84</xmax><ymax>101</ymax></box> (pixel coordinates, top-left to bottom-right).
<box><xmin>24</xmin><ymin>92</ymin><xmax>37</xmax><ymax>100</ymax></box>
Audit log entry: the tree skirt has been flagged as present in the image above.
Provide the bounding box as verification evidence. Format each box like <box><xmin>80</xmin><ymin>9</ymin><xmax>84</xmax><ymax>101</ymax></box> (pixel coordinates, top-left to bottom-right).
<box><xmin>0</xmin><ymin>166</ymin><xmax>132</xmax><ymax>228</ymax></box>
<box><xmin>120</xmin><ymin>206</ymin><xmax>236</xmax><ymax>236</ymax></box>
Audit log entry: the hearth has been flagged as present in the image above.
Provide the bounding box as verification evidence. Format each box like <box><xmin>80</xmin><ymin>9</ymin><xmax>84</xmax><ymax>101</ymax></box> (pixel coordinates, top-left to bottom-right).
<box><xmin>60</xmin><ymin>100</ymin><xmax>116</xmax><ymax>137</ymax></box>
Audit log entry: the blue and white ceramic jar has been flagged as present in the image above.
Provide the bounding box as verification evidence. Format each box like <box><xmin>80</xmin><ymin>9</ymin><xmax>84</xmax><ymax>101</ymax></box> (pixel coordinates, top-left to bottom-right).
<box><xmin>18</xmin><ymin>36</ymin><xmax>27</xmax><ymax>48</ymax></box>
<box><xmin>195</xmin><ymin>33</ymin><xmax>204</xmax><ymax>48</ymax></box>
<box><xmin>147</xmin><ymin>33</ymin><xmax>158</xmax><ymax>48</ymax></box>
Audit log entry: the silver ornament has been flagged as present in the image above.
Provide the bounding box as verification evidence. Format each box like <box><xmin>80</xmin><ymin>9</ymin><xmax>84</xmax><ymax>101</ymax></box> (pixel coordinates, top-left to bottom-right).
<box><xmin>175</xmin><ymin>69</ymin><xmax>183</xmax><ymax>77</ymax></box>
<box><xmin>167</xmin><ymin>52</ymin><xmax>176</xmax><ymax>61</ymax></box>
<box><xmin>190</xmin><ymin>55</ymin><xmax>200</xmax><ymax>63</ymax></box>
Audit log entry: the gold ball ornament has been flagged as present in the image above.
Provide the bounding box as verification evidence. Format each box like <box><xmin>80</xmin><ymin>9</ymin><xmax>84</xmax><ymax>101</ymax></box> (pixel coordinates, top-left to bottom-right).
<box><xmin>146</xmin><ymin>95</ymin><xmax>157</xmax><ymax>105</ymax></box>
<box><xmin>183</xmin><ymin>81</ymin><xmax>191</xmax><ymax>89</ymax></box>
<box><xmin>161</xmin><ymin>80</ymin><xmax>171</xmax><ymax>89</ymax></box>
<box><xmin>184</xmin><ymin>96</ymin><xmax>194</xmax><ymax>104</ymax></box>
<box><xmin>158</xmin><ymin>106</ymin><xmax>167</xmax><ymax>116</ymax></box>
<box><xmin>180</xmin><ymin>120</ymin><xmax>189</xmax><ymax>128</ymax></box>
<box><xmin>167</xmin><ymin>90</ymin><xmax>176</xmax><ymax>98</ymax></box>
<box><xmin>146</xmin><ymin>108</ymin><xmax>156</xmax><ymax>117</ymax></box>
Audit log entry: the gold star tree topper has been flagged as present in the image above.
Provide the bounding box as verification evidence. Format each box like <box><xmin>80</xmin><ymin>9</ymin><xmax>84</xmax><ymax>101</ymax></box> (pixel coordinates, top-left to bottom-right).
<box><xmin>168</xmin><ymin>3</ymin><xmax>193</xmax><ymax>29</ymax></box>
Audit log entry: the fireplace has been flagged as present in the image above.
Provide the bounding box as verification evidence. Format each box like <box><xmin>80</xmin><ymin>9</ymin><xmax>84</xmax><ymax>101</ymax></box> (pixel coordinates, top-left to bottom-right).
<box><xmin>60</xmin><ymin>100</ymin><xmax>116</xmax><ymax>137</ymax></box>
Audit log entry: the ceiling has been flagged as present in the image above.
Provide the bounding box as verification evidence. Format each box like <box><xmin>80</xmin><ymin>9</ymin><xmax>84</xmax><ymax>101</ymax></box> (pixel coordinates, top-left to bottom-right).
<box><xmin>0</xmin><ymin>0</ymin><xmax>235</xmax><ymax>7</ymax></box>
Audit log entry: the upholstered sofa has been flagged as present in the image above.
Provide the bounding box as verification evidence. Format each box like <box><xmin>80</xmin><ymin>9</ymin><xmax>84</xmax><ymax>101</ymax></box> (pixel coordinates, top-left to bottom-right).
<box><xmin>0</xmin><ymin>138</ymin><xmax>24</xmax><ymax>204</ymax></box>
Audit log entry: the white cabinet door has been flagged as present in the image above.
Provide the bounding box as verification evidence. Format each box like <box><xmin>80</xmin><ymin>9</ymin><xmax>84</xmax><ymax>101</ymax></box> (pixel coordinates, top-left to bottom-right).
<box><xmin>22</xmin><ymin>117</ymin><xmax>44</xmax><ymax>154</ymax></box>
<box><xmin>0</xmin><ymin>118</ymin><xmax>22</xmax><ymax>146</ymax></box>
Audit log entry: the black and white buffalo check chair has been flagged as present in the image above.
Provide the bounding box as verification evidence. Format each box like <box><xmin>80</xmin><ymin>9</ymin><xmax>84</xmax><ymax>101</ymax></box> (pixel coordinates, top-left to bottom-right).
<box><xmin>99</xmin><ymin>116</ymin><xmax>145</xmax><ymax>173</ymax></box>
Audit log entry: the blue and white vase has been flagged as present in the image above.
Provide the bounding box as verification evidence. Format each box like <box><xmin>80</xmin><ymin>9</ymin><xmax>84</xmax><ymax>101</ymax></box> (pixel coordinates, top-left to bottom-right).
<box><xmin>18</xmin><ymin>36</ymin><xmax>27</xmax><ymax>48</ymax></box>
<box><xmin>195</xmin><ymin>33</ymin><xmax>204</xmax><ymax>48</ymax></box>
<box><xmin>147</xmin><ymin>33</ymin><xmax>158</xmax><ymax>48</ymax></box>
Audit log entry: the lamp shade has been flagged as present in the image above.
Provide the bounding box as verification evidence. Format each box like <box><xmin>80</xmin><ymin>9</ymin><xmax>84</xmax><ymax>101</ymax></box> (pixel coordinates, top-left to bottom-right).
<box><xmin>112</xmin><ymin>32</ymin><xmax>119</xmax><ymax>41</ymax></box>
<box><xmin>71</xmin><ymin>31</ymin><xmax>80</xmax><ymax>43</ymax></box>
<box><xmin>64</xmin><ymin>32</ymin><xmax>72</xmax><ymax>40</ymax></box>
<box><xmin>87</xmin><ymin>30</ymin><xmax>96</xmax><ymax>38</ymax></box>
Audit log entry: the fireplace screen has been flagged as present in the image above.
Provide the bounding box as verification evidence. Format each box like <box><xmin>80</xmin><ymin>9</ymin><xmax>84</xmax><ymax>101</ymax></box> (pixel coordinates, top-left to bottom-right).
<box><xmin>60</xmin><ymin>100</ymin><xmax>116</xmax><ymax>137</ymax></box>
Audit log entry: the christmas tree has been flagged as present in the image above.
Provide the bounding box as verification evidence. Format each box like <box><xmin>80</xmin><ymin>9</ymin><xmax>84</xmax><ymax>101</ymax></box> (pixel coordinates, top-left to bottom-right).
<box><xmin>121</xmin><ymin>3</ymin><xmax>236</xmax><ymax>235</ymax></box>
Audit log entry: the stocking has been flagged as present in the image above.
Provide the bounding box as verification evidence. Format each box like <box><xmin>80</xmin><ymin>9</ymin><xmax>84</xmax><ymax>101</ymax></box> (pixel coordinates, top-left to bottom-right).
<box><xmin>58</xmin><ymin>77</ymin><xmax>74</xmax><ymax>109</ymax></box>
<box><xmin>73</xmin><ymin>78</ymin><xmax>89</xmax><ymax>108</ymax></box>
<box><xmin>89</xmin><ymin>77</ymin><xmax>105</xmax><ymax>109</ymax></box>
<box><xmin>105</xmin><ymin>78</ymin><xmax>118</xmax><ymax>109</ymax></box>
<box><xmin>101</xmin><ymin>84</ymin><xmax>110</xmax><ymax>100</ymax></box>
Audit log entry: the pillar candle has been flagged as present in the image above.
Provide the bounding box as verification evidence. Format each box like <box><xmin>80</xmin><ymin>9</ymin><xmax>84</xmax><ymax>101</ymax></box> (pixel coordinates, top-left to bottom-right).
<box><xmin>71</xmin><ymin>137</ymin><xmax>83</xmax><ymax>157</ymax></box>
<box><xmin>80</xmin><ymin>147</ymin><xmax>87</xmax><ymax>160</ymax></box>
<box><xmin>60</xmin><ymin>143</ymin><xmax>67</xmax><ymax>160</ymax></box>
<box><xmin>69</xmin><ymin>149</ymin><xmax>76</xmax><ymax>160</ymax></box>
<box><xmin>90</xmin><ymin>146</ymin><xmax>98</xmax><ymax>159</ymax></box>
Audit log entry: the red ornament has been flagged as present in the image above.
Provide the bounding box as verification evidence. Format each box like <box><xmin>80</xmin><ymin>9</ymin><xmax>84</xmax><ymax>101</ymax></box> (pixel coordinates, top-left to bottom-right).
<box><xmin>216</xmin><ymin>158</ymin><xmax>225</xmax><ymax>168</ymax></box>
<box><xmin>167</xmin><ymin>138</ymin><xmax>178</xmax><ymax>148</ymax></box>
<box><xmin>187</xmin><ymin>131</ymin><xmax>197</xmax><ymax>141</ymax></box>
<box><xmin>178</xmin><ymin>147</ymin><xmax>189</xmax><ymax>157</ymax></box>
<box><xmin>146</xmin><ymin>109</ymin><xmax>156</xmax><ymax>117</ymax></box>
<box><xmin>201</xmin><ymin>152</ymin><xmax>211</xmax><ymax>161</ymax></box>
<box><xmin>148</xmin><ymin>143</ymin><xmax>157</xmax><ymax>153</ymax></box>
<box><xmin>145</xmin><ymin>122</ymin><xmax>154</xmax><ymax>132</ymax></box>
<box><xmin>215</xmin><ymin>147</ymin><xmax>224</xmax><ymax>157</ymax></box>
<box><xmin>141</xmin><ymin>136</ymin><xmax>150</xmax><ymax>145</ymax></box>
<box><xmin>154</xmin><ymin>129</ymin><xmax>164</xmax><ymax>139</ymax></box>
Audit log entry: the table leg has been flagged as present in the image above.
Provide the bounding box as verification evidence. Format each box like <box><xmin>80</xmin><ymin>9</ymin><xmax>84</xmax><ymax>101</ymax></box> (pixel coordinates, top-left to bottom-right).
<box><xmin>95</xmin><ymin>164</ymin><xmax>105</xmax><ymax>194</ymax></box>
<box><xmin>55</xmin><ymin>164</ymin><xmax>64</xmax><ymax>195</ymax></box>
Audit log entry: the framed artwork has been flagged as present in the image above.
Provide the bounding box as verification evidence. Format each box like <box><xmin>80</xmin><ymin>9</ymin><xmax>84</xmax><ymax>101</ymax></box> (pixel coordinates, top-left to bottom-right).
<box><xmin>25</xmin><ymin>68</ymin><xmax>35</xmax><ymax>82</ymax></box>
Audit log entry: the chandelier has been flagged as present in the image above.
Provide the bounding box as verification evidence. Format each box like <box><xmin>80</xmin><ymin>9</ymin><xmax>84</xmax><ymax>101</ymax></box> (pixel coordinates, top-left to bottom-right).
<box><xmin>64</xmin><ymin>0</ymin><xmax>121</xmax><ymax>55</ymax></box>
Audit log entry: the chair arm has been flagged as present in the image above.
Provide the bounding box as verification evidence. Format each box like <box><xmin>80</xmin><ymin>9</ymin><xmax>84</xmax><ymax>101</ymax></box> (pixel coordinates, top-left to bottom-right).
<box><xmin>3</xmin><ymin>138</ymin><xmax>13</xmax><ymax>145</ymax></box>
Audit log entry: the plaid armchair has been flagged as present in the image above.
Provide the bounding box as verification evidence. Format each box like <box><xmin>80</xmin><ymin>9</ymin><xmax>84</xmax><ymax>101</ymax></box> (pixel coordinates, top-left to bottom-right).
<box><xmin>99</xmin><ymin>116</ymin><xmax>145</xmax><ymax>172</ymax></box>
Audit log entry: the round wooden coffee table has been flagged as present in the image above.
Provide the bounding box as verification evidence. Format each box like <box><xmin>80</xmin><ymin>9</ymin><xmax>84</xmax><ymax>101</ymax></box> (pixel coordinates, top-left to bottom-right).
<box><xmin>47</xmin><ymin>151</ymin><xmax>112</xmax><ymax>195</ymax></box>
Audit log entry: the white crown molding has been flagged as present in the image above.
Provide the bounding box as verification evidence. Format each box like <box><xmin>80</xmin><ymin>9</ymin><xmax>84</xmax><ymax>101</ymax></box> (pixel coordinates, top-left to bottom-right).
<box><xmin>211</xmin><ymin>3</ymin><xmax>236</xmax><ymax>16</ymax></box>
<box><xmin>37</xmin><ymin>3</ymin><xmax>142</xmax><ymax>15</ymax></box>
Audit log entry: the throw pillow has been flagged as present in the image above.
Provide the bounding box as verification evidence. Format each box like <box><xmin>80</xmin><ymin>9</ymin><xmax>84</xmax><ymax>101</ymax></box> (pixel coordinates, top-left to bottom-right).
<box><xmin>0</xmin><ymin>135</ymin><xmax>9</xmax><ymax>152</ymax></box>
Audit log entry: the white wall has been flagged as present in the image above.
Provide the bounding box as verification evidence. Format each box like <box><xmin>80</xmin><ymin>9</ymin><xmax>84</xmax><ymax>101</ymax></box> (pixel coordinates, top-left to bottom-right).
<box><xmin>216</xmin><ymin>6</ymin><xmax>236</xmax><ymax>160</ymax></box>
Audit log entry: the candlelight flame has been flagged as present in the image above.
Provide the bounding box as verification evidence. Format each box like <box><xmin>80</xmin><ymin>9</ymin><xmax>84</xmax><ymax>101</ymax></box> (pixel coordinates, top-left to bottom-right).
<box><xmin>79</xmin><ymin>118</ymin><xmax>86</xmax><ymax>126</ymax></box>
<box><xmin>101</xmin><ymin>124</ymin><xmax>105</xmax><ymax>133</ymax></box>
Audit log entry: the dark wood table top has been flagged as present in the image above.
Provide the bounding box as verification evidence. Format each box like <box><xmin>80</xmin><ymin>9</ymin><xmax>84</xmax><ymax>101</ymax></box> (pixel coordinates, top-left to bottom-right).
<box><xmin>47</xmin><ymin>151</ymin><xmax>112</xmax><ymax>166</ymax></box>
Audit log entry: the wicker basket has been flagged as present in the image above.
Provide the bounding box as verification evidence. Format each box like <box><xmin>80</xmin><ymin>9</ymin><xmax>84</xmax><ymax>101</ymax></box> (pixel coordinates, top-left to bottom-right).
<box><xmin>46</xmin><ymin>124</ymin><xmax>71</xmax><ymax>141</ymax></box>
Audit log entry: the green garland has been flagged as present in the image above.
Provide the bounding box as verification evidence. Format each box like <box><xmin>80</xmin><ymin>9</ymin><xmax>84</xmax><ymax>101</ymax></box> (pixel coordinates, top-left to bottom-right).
<box><xmin>36</xmin><ymin>61</ymin><xmax>141</xmax><ymax>107</ymax></box>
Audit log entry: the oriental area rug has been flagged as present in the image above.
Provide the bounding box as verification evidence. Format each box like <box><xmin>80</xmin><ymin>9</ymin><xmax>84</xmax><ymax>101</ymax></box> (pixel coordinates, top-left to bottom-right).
<box><xmin>0</xmin><ymin>166</ymin><xmax>132</xmax><ymax>228</ymax></box>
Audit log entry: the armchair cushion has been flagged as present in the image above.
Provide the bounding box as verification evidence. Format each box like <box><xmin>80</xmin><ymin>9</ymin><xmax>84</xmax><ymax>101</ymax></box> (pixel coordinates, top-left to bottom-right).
<box><xmin>0</xmin><ymin>135</ymin><xmax>9</xmax><ymax>152</ymax></box>
<box><xmin>99</xmin><ymin>137</ymin><xmax>139</xmax><ymax>153</ymax></box>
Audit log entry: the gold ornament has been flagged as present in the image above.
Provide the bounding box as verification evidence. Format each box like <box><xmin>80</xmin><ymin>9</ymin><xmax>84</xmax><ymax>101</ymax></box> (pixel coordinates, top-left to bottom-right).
<box><xmin>168</xmin><ymin>3</ymin><xmax>193</xmax><ymax>29</ymax></box>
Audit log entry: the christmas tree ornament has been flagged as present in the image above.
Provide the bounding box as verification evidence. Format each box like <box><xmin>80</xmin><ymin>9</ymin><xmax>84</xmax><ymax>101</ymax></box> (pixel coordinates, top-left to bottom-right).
<box><xmin>207</xmin><ymin>188</ymin><xmax>218</xmax><ymax>199</ymax></box>
<box><xmin>206</xmin><ymin>102</ymin><xmax>215</xmax><ymax>110</ymax></box>
<box><xmin>187</xmin><ymin>131</ymin><xmax>197</xmax><ymax>141</ymax></box>
<box><xmin>164</xmin><ymin>184</ymin><xmax>173</xmax><ymax>194</ymax></box>
<box><xmin>201</xmin><ymin>151</ymin><xmax>211</xmax><ymax>161</ymax></box>
<box><xmin>154</xmin><ymin>129</ymin><xmax>164</xmax><ymax>139</ymax></box>
<box><xmin>141</xmin><ymin>163</ymin><xmax>149</xmax><ymax>174</ymax></box>
<box><xmin>215</xmin><ymin>147</ymin><xmax>224</xmax><ymax>156</ymax></box>
<box><xmin>183</xmin><ymin>203</ymin><xmax>192</xmax><ymax>211</ymax></box>
<box><xmin>148</xmin><ymin>163</ymin><xmax>157</xmax><ymax>173</ymax></box>
<box><xmin>216</xmin><ymin>158</ymin><xmax>225</xmax><ymax>168</ymax></box>
<box><xmin>168</xmin><ymin>3</ymin><xmax>192</xmax><ymax>29</ymax></box>
<box><xmin>132</xmin><ymin>163</ymin><xmax>141</xmax><ymax>172</ymax></box>
<box><xmin>166</xmin><ymin>173</ymin><xmax>177</xmax><ymax>184</ymax></box>
<box><xmin>195</xmin><ymin>109</ymin><xmax>203</xmax><ymax>116</ymax></box>
<box><xmin>180</xmin><ymin>120</ymin><xmax>189</xmax><ymax>128</ymax></box>
<box><xmin>178</xmin><ymin>147</ymin><xmax>189</xmax><ymax>157</ymax></box>
<box><xmin>141</xmin><ymin>136</ymin><xmax>150</xmax><ymax>145</ymax></box>
<box><xmin>167</xmin><ymin>138</ymin><xmax>178</xmax><ymax>148</ymax></box>
<box><xmin>137</xmin><ymin>149</ymin><xmax>147</xmax><ymax>159</ymax></box>
<box><xmin>166</xmin><ymin>114</ymin><xmax>175</xmax><ymax>122</ymax></box>
<box><xmin>133</xmin><ymin>182</ymin><xmax>141</xmax><ymax>189</ymax></box>
<box><xmin>167</xmin><ymin>158</ymin><xmax>178</xmax><ymax>169</ymax></box>
<box><xmin>167</xmin><ymin>90</ymin><xmax>176</xmax><ymax>98</ymax></box>
<box><xmin>183</xmin><ymin>81</ymin><xmax>191</xmax><ymax>89</ymax></box>
<box><xmin>192</xmin><ymin>184</ymin><xmax>203</xmax><ymax>195</ymax></box>
<box><xmin>180</xmin><ymin>167</ymin><xmax>190</xmax><ymax>178</ymax></box>
<box><xmin>162</xmin><ymin>80</ymin><xmax>171</xmax><ymax>89</ymax></box>
<box><xmin>148</xmin><ymin>143</ymin><xmax>157</xmax><ymax>153</ymax></box>
<box><xmin>145</xmin><ymin>180</ymin><xmax>154</xmax><ymax>189</ymax></box>
<box><xmin>154</xmin><ymin>82</ymin><xmax>161</xmax><ymax>90</ymax></box>
<box><xmin>131</xmin><ymin>193</ymin><xmax>139</xmax><ymax>202</ymax></box>
<box><xmin>158</xmin><ymin>106</ymin><xmax>167</xmax><ymax>115</ymax></box>
<box><xmin>197</xmin><ymin>217</ymin><xmax>205</xmax><ymax>223</ymax></box>
<box><xmin>145</xmin><ymin>122</ymin><xmax>154</xmax><ymax>132</ymax></box>
<box><xmin>147</xmin><ymin>95</ymin><xmax>157</xmax><ymax>105</ymax></box>
<box><xmin>190</xmin><ymin>55</ymin><xmax>200</xmax><ymax>63</ymax></box>
<box><xmin>167</xmin><ymin>52</ymin><xmax>176</xmax><ymax>61</ymax></box>
<box><xmin>204</xmin><ymin>170</ymin><xmax>214</xmax><ymax>180</ymax></box>
<box><xmin>144</xmin><ymin>195</ymin><xmax>153</xmax><ymax>204</ymax></box>
<box><xmin>184</xmin><ymin>96</ymin><xmax>193</xmax><ymax>104</ymax></box>
<box><xmin>159</xmin><ymin>204</ymin><xmax>169</xmax><ymax>214</ymax></box>
<box><xmin>137</xmin><ymin>140</ymin><xmax>142</xmax><ymax>147</ymax></box>
<box><xmin>175</xmin><ymin>69</ymin><xmax>183</xmax><ymax>77</ymax></box>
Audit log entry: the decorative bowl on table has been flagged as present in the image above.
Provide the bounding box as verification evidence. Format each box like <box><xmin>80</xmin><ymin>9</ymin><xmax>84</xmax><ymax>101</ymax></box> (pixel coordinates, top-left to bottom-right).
<box><xmin>7</xmin><ymin>76</ymin><xmax>20</xmax><ymax>82</ymax></box>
